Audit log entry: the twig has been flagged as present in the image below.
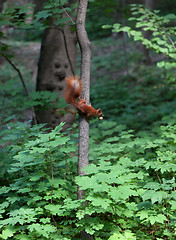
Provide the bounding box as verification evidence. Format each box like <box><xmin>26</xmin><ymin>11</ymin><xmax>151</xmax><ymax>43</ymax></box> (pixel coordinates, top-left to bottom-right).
<box><xmin>111</xmin><ymin>204</ymin><xmax>118</xmax><ymax>226</ymax></box>
<box><xmin>61</xmin><ymin>28</ymin><xmax>75</xmax><ymax>75</ymax></box>
<box><xmin>51</xmin><ymin>214</ymin><xmax>58</xmax><ymax>233</ymax></box>
<box><xmin>49</xmin><ymin>140</ymin><xmax>58</xmax><ymax>233</ymax></box>
<box><xmin>156</xmin><ymin>170</ymin><xmax>162</xmax><ymax>185</ymax></box>
<box><xmin>2</xmin><ymin>53</ymin><xmax>37</xmax><ymax>125</ymax></box>
<box><xmin>49</xmin><ymin>141</ymin><xmax>54</xmax><ymax>202</ymax></box>
<box><xmin>59</xmin><ymin>0</ymin><xmax>75</xmax><ymax>25</ymax></box>
<box><xmin>3</xmin><ymin>54</ymin><xmax>29</xmax><ymax>95</ymax></box>
<box><xmin>54</xmin><ymin>0</ymin><xmax>76</xmax><ymax>75</ymax></box>
<box><xmin>166</xmin><ymin>34</ymin><xmax>176</xmax><ymax>50</ymax></box>
<box><xmin>64</xmin><ymin>157</ymin><xmax>68</xmax><ymax>180</ymax></box>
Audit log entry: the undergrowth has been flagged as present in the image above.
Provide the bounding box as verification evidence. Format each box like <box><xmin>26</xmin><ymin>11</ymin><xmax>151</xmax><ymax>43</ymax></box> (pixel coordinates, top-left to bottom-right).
<box><xmin>1</xmin><ymin>116</ymin><xmax>176</xmax><ymax>239</ymax></box>
<box><xmin>91</xmin><ymin>61</ymin><xmax>176</xmax><ymax>130</ymax></box>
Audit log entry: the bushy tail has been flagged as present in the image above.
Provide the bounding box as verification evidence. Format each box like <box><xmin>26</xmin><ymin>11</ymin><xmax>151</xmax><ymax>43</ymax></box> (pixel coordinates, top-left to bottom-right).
<box><xmin>64</xmin><ymin>75</ymin><xmax>82</xmax><ymax>104</ymax></box>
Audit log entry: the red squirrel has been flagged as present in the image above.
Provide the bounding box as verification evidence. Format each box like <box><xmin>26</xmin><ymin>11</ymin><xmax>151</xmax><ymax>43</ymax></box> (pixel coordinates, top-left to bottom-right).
<box><xmin>64</xmin><ymin>75</ymin><xmax>103</xmax><ymax>121</ymax></box>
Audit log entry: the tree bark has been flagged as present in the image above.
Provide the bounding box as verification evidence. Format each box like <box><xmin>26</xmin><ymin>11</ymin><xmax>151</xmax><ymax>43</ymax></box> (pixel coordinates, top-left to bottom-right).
<box><xmin>76</xmin><ymin>0</ymin><xmax>91</xmax><ymax>200</ymax></box>
<box><xmin>0</xmin><ymin>0</ymin><xmax>6</xmax><ymax>12</ymax></box>
<box><xmin>76</xmin><ymin>3</ymin><xmax>94</xmax><ymax>239</ymax></box>
<box><xmin>145</xmin><ymin>0</ymin><xmax>154</xmax><ymax>10</ymax></box>
<box><xmin>142</xmin><ymin>0</ymin><xmax>154</xmax><ymax>64</ymax></box>
<box><xmin>35</xmin><ymin>1</ymin><xmax>77</xmax><ymax>130</ymax></box>
<box><xmin>0</xmin><ymin>0</ymin><xmax>6</xmax><ymax>64</ymax></box>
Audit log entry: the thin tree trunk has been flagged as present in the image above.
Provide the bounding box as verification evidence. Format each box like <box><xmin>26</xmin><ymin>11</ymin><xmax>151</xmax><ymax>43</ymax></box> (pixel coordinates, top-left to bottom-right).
<box><xmin>76</xmin><ymin>0</ymin><xmax>91</xmax><ymax>199</ymax></box>
<box><xmin>76</xmin><ymin>3</ymin><xmax>94</xmax><ymax>239</ymax></box>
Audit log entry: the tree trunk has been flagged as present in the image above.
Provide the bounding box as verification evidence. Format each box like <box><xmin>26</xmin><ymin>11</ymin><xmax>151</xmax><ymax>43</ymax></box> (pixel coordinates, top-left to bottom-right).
<box><xmin>0</xmin><ymin>0</ymin><xmax>6</xmax><ymax>12</ymax></box>
<box><xmin>35</xmin><ymin>2</ymin><xmax>77</xmax><ymax>130</ymax></box>
<box><xmin>142</xmin><ymin>0</ymin><xmax>154</xmax><ymax>64</ymax></box>
<box><xmin>145</xmin><ymin>0</ymin><xmax>154</xmax><ymax>10</ymax></box>
<box><xmin>76</xmin><ymin>0</ymin><xmax>91</xmax><ymax>200</ymax></box>
<box><xmin>76</xmin><ymin>2</ymin><xmax>94</xmax><ymax>238</ymax></box>
<box><xmin>0</xmin><ymin>0</ymin><xmax>7</xmax><ymax>64</ymax></box>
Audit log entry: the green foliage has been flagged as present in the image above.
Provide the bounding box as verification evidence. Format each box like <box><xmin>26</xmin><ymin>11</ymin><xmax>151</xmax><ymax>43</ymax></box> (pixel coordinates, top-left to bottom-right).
<box><xmin>91</xmin><ymin>60</ymin><xmax>176</xmax><ymax>130</ymax></box>
<box><xmin>1</xmin><ymin>3</ymin><xmax>34</xmax><ymax>28</ymax></box>
<box><xmin>1</xmin><ymin>116</ymin><xmax>176</xmax><ymax>239</ymax></box>
<box><xmin>27</xmin><ymin>91</ymin><xmax>59</xmax><ymax>109</ymax></box>
<box><xmin>0</xmin><ymin>0</ymin><xmax>76</xmax><ymax>42</ymax></box>
<box><xmin>0</xmin><ymin>62</ymin><xmax>63</xmax><ymax>122</ymax></box>
<box><xmin>75</xmin><ymin>118</ymin><xmax>176</xmax><ymax>239</ymax></box>
<box><xmin>0</xmin><ymin>62</ymin><xmax>29</xmax><ymax>120</ymax></box>
<box><xmin>86</xmin><ymin>0</ymin><xmax>117</xmax><ymax>39</ymax></box>
<box><xmin>104</xmin><ymin>5</ymin><xmax>176</xmax><ymax>74</ymax></box>
<box><xmin>33</xmin><ymin>0</ymin><xmax>77</xmax><ymax>30</ymax></box>
<box><xmin>0</xmin><ymin>120</ymin><xmax>81</xmax><ymax>239</ymax></box>
<box><xmin>157</xmin><ymin>0</ymin><xmax>176</xmax><ymax>15</ymax></box>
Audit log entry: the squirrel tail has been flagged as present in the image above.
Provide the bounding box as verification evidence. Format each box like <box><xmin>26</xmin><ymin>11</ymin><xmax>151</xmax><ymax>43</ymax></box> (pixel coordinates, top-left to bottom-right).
<box><xmin>64</xmin><ymin>75</ymin><xmax>82</xmax><ymax>104</ymax></box>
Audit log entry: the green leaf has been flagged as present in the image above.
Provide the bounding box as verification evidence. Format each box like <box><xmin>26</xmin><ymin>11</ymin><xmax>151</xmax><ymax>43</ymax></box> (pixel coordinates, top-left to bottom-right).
<box><xmin>1</xmin><ymin>226</ymin><xmax>16</xmax><ymax>239</ymax></box>
<box><xmin>35</xmin><ymin>10</ymin><xmax>52</xmax><ymax>21</ymax></box>
<box><xmin>27</xmin><ymin>223</ymin><xmax>56</xmax><ymax>238</ymax></box>
<box><xmin>108</xmin><ymin>230</ymin><xmax>136</xmax><ymax>240</ymax></box>
<box><xmin>165</xmin><ymin>14</ymin><xmax>176</xmax><ymax>20</ymax></box>
<box><xmin>87</xmin><ymin>196</ymin><xmax>112</xmax><ymax>209</ymax></box>
<box><xmin>148</xmin><ymin>214</ymin><xmax>167</xmax><ymax>225</ymax></box>
<box><xmin>157</xmin><ymin>61</ymin><xmax>165</xmax><ymax>68</ymax></box>
<box><xmin>2</xmin><ymin>115</ymin><xmax>16</xmax><ymax>123</ymax></box>
<box><xmin>102</xmin><ymin>25</ymin><xmax>112</xmax><ymax>29</ymax></box>
<box><xmin>83</xmin><ymin>164</ymin><xmax>99</xmax><ymax>174</ymax></box>
<box><xmin>144</xmin><ymin>182</ymin><xmax>161</xmax><ymax>190</ymax></box>
<box><xmin>170</xmin><ymin>200</ymin><xmax>176</xmax><ymax>210</ymax></box>
<box><xmin>142</xmin><ymin>190</ymin><xmax>165</xmax><ymax>204</ymax></box>
<box><xmin>15</xmin><ymin>234</ymin><xmax>31</xmax><ymax>240</ymax></box>
<box><xmin>137</xmin><ymin>210</ymin><xmax>148</xmax><ymax>220</ymax></box>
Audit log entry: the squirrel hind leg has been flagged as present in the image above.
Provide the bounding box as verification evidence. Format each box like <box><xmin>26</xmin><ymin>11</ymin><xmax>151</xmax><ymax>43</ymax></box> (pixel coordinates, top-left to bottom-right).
<box><xmin>86</xmin><ymin>116</ymin><xmax>90</xmax><ymax>123</ymax></box>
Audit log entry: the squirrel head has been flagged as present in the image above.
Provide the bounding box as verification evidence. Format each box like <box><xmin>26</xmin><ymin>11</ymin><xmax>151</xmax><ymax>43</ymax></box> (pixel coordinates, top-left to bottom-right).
<box><xmin>97</xmin><ymin>108</ymin><xmax>103</xmax><ymax>120</ymax></box>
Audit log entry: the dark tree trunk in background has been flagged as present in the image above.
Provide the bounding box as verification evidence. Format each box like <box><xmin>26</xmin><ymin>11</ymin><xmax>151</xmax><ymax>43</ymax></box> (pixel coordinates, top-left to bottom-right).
<box><xmin>145</xmin><ymin>0</ymin><xmax>154</xmax><ymax>10</ymax></box>
<box><xmin>0</xmin><ymin>0</ymin><xmax>6</xmax><ymax>64</ymax></box>
<box><xmin>121</xmin><ymin>0</ymin><xmax>129</xmax><ymax>75</ymax></box>
<box><xmin>0</xmin><ymin>0</ymin><xmax>6</xmax><ymax>12</ymax></box>
<box><xmin>35</xmin><ymin>1</ymin><xmax>77</xmax><ymax>129</ymax></box>
<box><xmin>142</xmin><ymin>0</ymin><xmax>154</xmax><ymax>64</ymax></box>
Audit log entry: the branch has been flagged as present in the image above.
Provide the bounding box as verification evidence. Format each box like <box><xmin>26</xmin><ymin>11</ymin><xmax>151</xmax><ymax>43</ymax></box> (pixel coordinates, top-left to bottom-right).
<box><xmin>61</xmin><ymin>29</ymin><xmax>75</xmax><ymax>75</ymax></box>
<box><xmin>59</xmin><ymin>0</ymin><xmax>75</xmax><ymax>25</ymax></box>
<box><xmin>166</xmin><ymin>34</ymin><xmax>176</xmax><ymax>50</ymax></box>
<box><xmin>57</xmin><ymin>0</ymin><xmax>76</xmax><ymax>75</ymax></box>
<box><xmin>2</xmin><ymin>54</ymin><xmax>37</xmax><ymax>125</ymax></box>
